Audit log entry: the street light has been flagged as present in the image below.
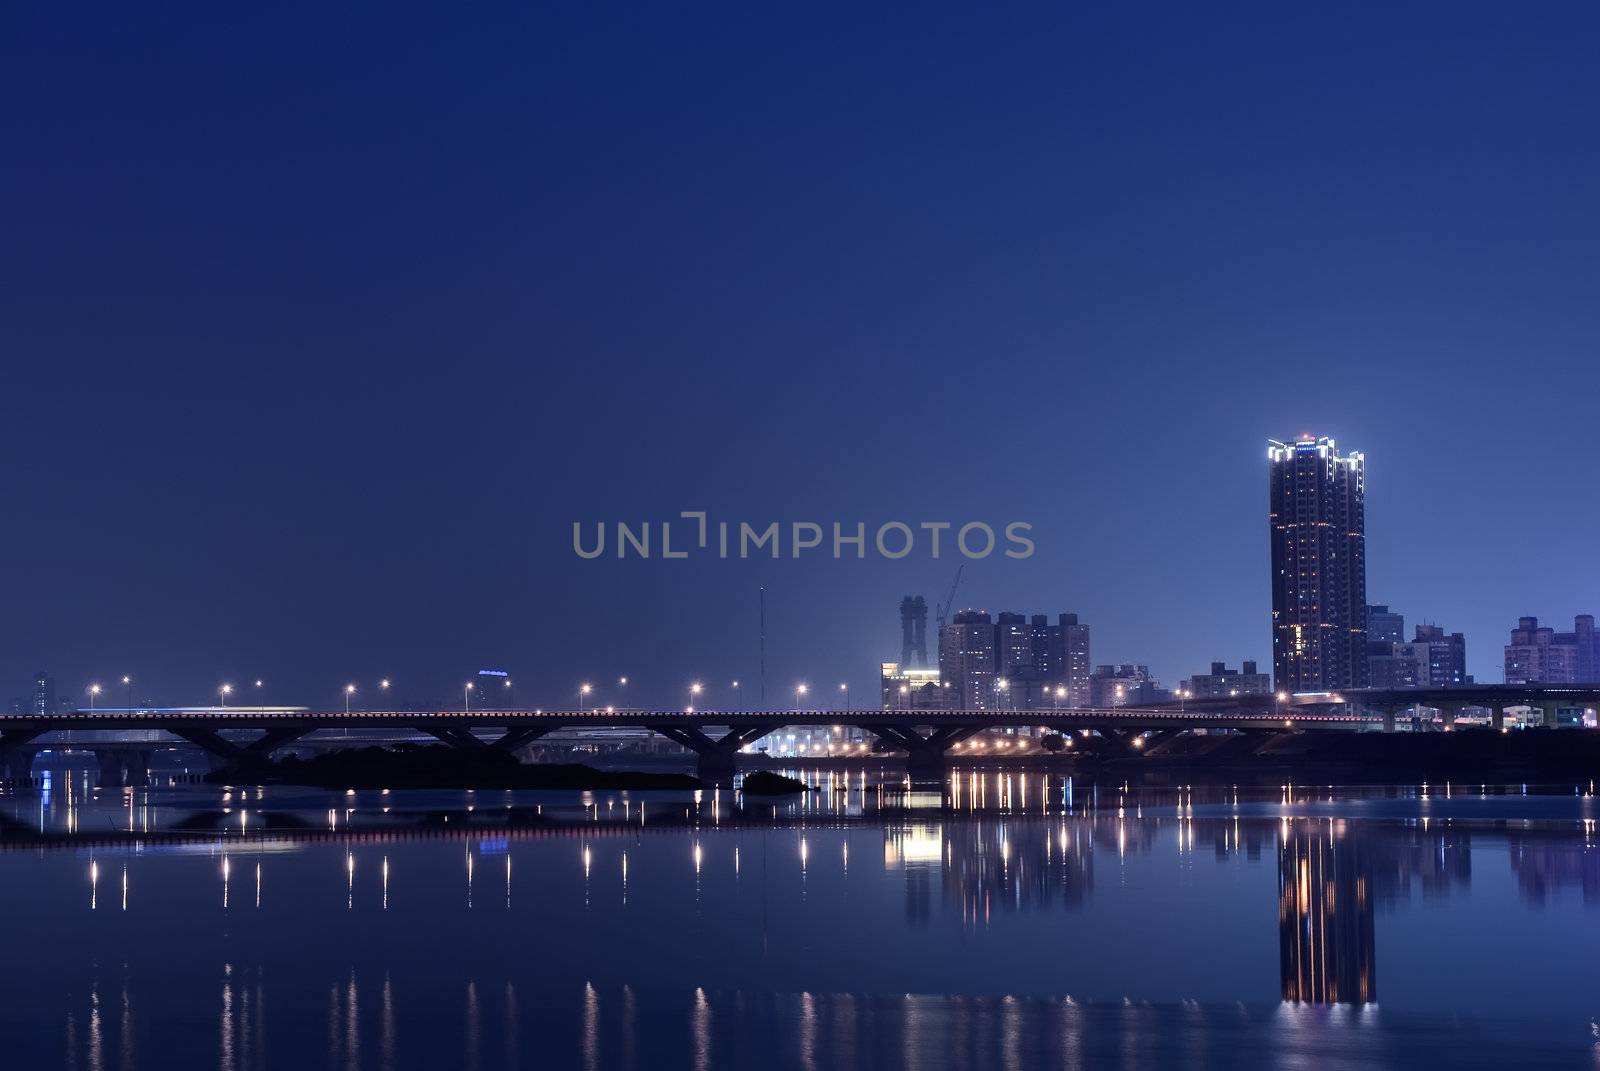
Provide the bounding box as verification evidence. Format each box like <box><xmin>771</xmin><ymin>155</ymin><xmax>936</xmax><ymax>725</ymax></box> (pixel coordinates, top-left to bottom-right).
<box><xmin>88</xmin><ymin>683</ymin><xmax>102</xmax><ymax>711</ymax></box>
<box><xmin>121</xmin><ymin>675</ymin><xmax>132</xmax><ymax>714</ymax></box>
<box><xmin>995</xmin><ymin>677</ymin><xmax>1010</xmax><ymax>711</ymax></box>
<box><xmin>839</xmin><ymin>682</ymin><xmax>850</xmax><ymax>711</ymax></box>
<box><xmin>344</xmin><ymin>684</ymin><xmax>356</xmax><ymax>714</ymax></box>
<box><xmin>690</xmin><ymin>682</ymin><xmax>703</xmax><ymax>710</ymax></box>
<box><xmin>504</xmin><ymin>677</ymin><xmax>514</xmax><ymax>708</ymax></box>
<box><xmin>465</xmin><ymin>681</ymin><xmax>475</xmax><ymax>713</ymax></box>
<box><xmin>579</xmin><ymin>682</ymin><xmax>593</xmax><ymax>711</ymax></box>
<box><xmin>219</xmin><ymin>683</ymin><xmax>233</xmax><ymax>709</ymax></box>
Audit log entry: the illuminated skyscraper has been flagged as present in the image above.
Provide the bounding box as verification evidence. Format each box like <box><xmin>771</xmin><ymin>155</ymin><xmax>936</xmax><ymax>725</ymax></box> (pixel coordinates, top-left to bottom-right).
<box><xmin>1269</xmin><ymin>436</ymin><xmax>1368</xmax><ymax>693</ymax></box>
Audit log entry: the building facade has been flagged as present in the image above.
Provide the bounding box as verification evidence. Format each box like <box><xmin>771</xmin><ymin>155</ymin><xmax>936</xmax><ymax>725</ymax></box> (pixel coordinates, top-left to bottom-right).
<box><xmin>1180</xmin><ymin>661</ymin><xmax>1271</xmax><ymax>700</ymax></box>
<box><xmin>934</xmin><ymin>609</ymin><xmax>1091</xmax><ymax>710</ymax></box>
<box><xmin>1366</xmin><ymin>605</ymin><xmax>1405</xmax><ymax>646</ymax></box>
<box><xmin>1269</xmin><ymin>436</ymin><xmax>1368</xmax><ymax>693</ymax></box>
<box><xmin>1505</xmin><ymin>615</ymin><xmax>1599</xmax><ymax>684</ymax></box>
<box><xmin>1089</xmin><ymin>664</ymin><xmax>1167</xmax><ymax>708</ymax></box>
<box><xmin>1369</xmin><ymin>624</ymin><xmax>1469</xmax><ymax>688</ymax></box>
<box><xmin>880</xmin><ymin>662</ymin><xmax>947</xmax><ymax>710</ymax></box>
<box><xmin>938</xmin><ymin>610</ymin><xmax>997</xmax><ymax>710</ymax></box>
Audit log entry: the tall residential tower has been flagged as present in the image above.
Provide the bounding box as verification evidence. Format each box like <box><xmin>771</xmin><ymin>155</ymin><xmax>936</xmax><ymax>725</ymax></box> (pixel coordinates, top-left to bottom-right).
<box><xmin>1269</xmin><ymin>436</ymin><xmax>1368</xmax><ymax>693</ymax></box>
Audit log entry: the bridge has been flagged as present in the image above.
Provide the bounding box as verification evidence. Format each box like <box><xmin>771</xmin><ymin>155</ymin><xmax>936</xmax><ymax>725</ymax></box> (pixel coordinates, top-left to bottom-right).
<box><xmin>1166</xmin><ymin>684</ymin><xmax>1600</xmax><ymax>732</ymax></box>
<box><xmin>3</xmin><ymin>683</ymin><xmax>1594</xmax><ymax>786</ymax></box>
<box><xmin>0</xmin><ymin>703</ymin><xmax>1373</xmax><ymax>786</ymax></box>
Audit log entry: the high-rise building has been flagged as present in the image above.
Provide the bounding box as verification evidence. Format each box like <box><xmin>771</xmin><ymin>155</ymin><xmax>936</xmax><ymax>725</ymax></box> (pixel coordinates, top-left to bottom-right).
<box><xmin>1180</xmin><ymin>661</ymin><xmax>1271</xmax><ymax>700</ymax></box>
<box><xmin>939</xmin><ymin>610</ymin><xmax>996</xmax><ymax>710</ymax></box>
<box><xmin>994</xmin><ymin>613</ymin><xmax>1034</xmax><ymax>678</ymax></box>
<box><xmin>1505</xmin><ymin>615</ymin><xmax>1599</xmax><ymax>684</ymax></box>
<box><xmin>31</xmin><ymin>672</ymin><xmax>56</xmax><ymax>716</ymax></box>
<box><xmin>1368</xmin><ymin>621</ymin><xmax>1470</xmax><ymax>688</ymax></box>
<box><xmin>1409</xmin><ymin>624</ymin><xmax>1469</xmax><ymax>687</ymax></box>
<box><xmin>1061</xmin><ymin>614</ymin><xmax>1091</xmax><ymax>708</ymax></box>
<box><xmin>1366</xmin><ymin>605</ymin><xmax>1404</xmax><ymax>646</ymax></box>
<box><xmin>935</xmin><ymin>609</ymin><xmax>1090</xmax><ymax>710</ymax></box>
<box><xmin>1089</xmin><ymin>664</ymin><xmax>1167</xmax><ymax>708</ymax></box>
<box><xmin>1269</xmin><ymin>436</ymin><xmax>1368</xmax><ymax>693</ymax></box>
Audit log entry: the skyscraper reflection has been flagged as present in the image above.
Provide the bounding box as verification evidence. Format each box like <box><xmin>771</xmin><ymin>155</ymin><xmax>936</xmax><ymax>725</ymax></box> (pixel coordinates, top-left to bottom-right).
<box><xmin>1278</xmin><ymin>822</ymin><xmax>1376</xmax><ymax>1004</ymax></box>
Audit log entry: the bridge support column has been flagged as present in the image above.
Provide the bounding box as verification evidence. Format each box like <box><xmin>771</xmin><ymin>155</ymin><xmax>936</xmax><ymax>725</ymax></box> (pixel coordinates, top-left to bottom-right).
<box><xmin>0</xmin><ymin>746</ymin><xmax>38</xmax><ymax>783</ymax></box>
<box><xmin>1381</xmin><ymin>706</ymin><xmax>1397</xmax><ymax>733</ymax></box>
<box><xmin>1490</xmin><ymin>705</ymin><xmax>1504</xmax><ymax>731</ymax></box>
<box><xmin>862</xmin><ymin>724</ymin><xmax>986</xmax><ymax>781</ymax></box>
<box><xmin>94</xmin><ymin>749</ymin><xmax>132</xmax><ymax>788</ymax></box>
<box><xmin>1440</xmin><ymin>706</ymin><xmax>1456</xmax><ymax>730</ymax></box>
<box><xmin>645</xmin><ymin>723</ymin><xmax>778</xmax><ymax>787</ymax></box>
<box><xmin>0</xmin><ymin>730</ymin><xmax>44</xmax><ymax>784</ymax></box>
<box><xmin>1086</xmin><ymin>726</ymin><xmax>1139</xmax><ymax>758</ymax></box>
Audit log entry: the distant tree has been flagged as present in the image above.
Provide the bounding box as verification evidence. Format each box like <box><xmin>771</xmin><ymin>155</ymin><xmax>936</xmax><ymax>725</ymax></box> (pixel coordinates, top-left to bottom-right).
<box><xmin>1040</xmin><ymin>732</ymin><xmax>1065</xmax><ymax>753</ymax></box>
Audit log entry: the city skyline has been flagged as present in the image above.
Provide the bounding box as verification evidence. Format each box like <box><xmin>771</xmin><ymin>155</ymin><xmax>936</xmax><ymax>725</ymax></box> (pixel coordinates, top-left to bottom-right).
<box><xmin>5</xmin><ymin>5</ymin><xmax>1598</xmax><ymax>709</ymax></box>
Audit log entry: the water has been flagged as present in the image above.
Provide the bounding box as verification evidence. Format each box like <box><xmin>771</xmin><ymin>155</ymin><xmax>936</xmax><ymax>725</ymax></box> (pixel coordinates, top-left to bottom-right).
<box><xmin>4</xmin><ymin>764</ymin><xmax>1600</xmax><ymax>1068</ymax></box>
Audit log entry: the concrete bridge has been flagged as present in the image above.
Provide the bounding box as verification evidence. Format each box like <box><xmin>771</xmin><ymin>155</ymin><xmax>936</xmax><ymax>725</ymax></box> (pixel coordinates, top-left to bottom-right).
<box><xmin>0</xmin><ymin>703</ymin><xmax>1375</xmax><ymax>786</ymax></box>
<box><xmin>4</xmin><ymin>685</ymin><xmax>1594</xmax><ymax>786</ymax></box>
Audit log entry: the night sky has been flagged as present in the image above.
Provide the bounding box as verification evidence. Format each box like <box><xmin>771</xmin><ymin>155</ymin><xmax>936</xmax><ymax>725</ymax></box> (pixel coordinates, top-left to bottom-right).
<box><xmin>4</xmin><ymin>3</ymin><xmax>1597</xmax><ymax>710</ymax></box>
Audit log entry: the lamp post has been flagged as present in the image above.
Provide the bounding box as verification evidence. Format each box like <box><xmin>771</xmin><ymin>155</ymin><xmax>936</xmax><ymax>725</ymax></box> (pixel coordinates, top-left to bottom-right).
<box><xmin>617</xmin><ymin>677</ymin><xmax>627</xmax><ymax>710</ymax></box>
<box><xmin>344</xmin><ymin>684</ymin><xmax>356</xmax><ymax>715</ymax></box>
<box><xmin>88</xmin><ymin>683</ymin><xmax>101</xmax><ymax>711</ymax></box>
<box><xmin>504</xmin><ymin>677</ymin><xmax>514</xmax><ymax>709</ymax></box>
<box><xmin>254</xmin><ymin>679</ymin><xmax>264</xmax><ymax>710</ymax></box>
<box><xmin>839</xmin><ymin>682</ymin><xmax>849</xmax><ymax>711</ymax></box>
<box><xmin>730</xmin><ymin>680</ymin><xmax>739</xmax><ymax>708</ymax></box>
<box><xmin>579</xmin><ymin>683</ymin><xmax>592</xmax><ymax>712</ymax></box>
<box><xmin>690</xmin><ymin>682</ymin><xmax>703</xmax><ymax>711</ymax></box>
<box><xmin>122</xmin><ymin>676</ymin><xmax>132</xmax><ymax>714</ymax></box>
<box><xmin>219</xmin><ymin>683</ymin><xmax>232</xmax><ymax>710</ymax></box>
<box><xmin>379</xmin><ymin>679</ymin><xmax>390</xmax><ymax>708</ymax></box>
<box><xmin>465</xmin><ymin>681</ymin><xmax>475</xmax><ymax>713</ymax></box>
<box><xmin>1276</xmin><ymin>690</ymin><xmax>1287</xmax><ymax>719</ymax></box>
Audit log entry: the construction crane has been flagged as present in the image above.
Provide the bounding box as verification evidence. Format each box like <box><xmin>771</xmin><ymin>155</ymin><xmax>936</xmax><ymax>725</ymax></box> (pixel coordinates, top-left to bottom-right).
<box><xmin>934</xmin><ymin>563</ymin><xmax>965</xmax><ymax>630</ymax></box>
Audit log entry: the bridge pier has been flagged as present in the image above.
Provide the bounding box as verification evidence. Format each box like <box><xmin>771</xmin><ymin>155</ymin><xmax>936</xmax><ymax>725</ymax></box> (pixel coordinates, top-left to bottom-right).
<box><xmin>0</xmin><ymin>746</ymin><xmax>39</xmax><ymax>783</ymax></box>
<box><xmin>646</xmin><ymin>723</ymin><xmax>778</xmax><ymax>787</ymax></box>
<box><xmin>1490</xmin><ymin>705</ymin><xmax>1504</xmax><ymax>731</ymax></box>
<box><xmin>862</xmin><ymin>724</ymin><xmax>986</xmax><ymax>782</ymax></box>
<box><xmin>0</xmin><ymin>729</ymin><xmax>45</xmax><ymax>784</ymax></box>
<box><xmin>170</xmin><ymin>726</ymin><xmax>312</xmax><ymax>775</ymax></box>
<box><xmin>93</xmin><ymin>748</ymin><xmax>152</xmax><ymax>788</ymax></box>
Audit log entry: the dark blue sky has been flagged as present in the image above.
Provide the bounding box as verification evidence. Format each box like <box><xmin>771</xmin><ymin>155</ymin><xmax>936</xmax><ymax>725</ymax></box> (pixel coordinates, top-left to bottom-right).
<box><xmin>4</xmin><ymin>2</ymin><xmax>1597</xmax><ymax>709</ymax></box>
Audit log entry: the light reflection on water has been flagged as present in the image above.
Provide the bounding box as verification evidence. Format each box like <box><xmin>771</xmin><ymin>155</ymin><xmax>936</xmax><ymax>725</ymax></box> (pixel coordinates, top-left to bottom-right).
<box><xmin>3</xmin><ymin>763</ymin><xmax>1600</xmax><ymax>1068</ymax></box>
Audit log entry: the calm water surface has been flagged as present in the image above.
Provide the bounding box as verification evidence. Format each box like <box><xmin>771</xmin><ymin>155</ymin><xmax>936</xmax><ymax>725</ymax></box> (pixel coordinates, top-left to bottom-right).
<box><xmin>3</xmin><ymin>763</ymin><xmax>1599</xmax><ymax>1069</ymax></box>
